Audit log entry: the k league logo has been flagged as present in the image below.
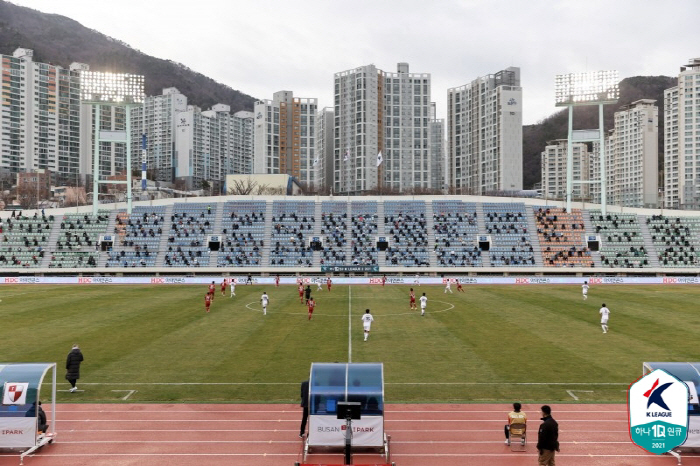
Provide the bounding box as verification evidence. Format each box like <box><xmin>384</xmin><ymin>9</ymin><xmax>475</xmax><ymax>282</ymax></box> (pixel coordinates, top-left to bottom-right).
<box><xmin>629</xmin><ymin>369</ymin><xmax>688</xmax><ymax>454</ymax></box>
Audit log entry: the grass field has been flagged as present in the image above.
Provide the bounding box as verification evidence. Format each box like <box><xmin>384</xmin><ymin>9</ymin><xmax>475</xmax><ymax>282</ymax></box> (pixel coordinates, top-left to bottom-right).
<box><xmin>2</xmin><ymin>283</ymin><xmax>699</xmax><ymax>404</ymax></box>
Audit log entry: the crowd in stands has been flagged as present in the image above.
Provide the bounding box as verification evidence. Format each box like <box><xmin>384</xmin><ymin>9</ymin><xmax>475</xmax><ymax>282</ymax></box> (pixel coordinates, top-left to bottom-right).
<box><xmin>350</xmin><ymin>202</ymin><xmax>379</xmax><ymax>266</ymax></box>
<box><xmin>484</xmin><ymin>203</ymin><xmax>535</xmax><ymax>266</ymax></box>
<box><xmin>535</xmin><ymin>207</ymin><xmax>593</xmax><ymax>267</ymax></box>
<box><xmin>590</xmin><ymin>212</ymin><xmax>648</xmax><ymax>268</ymax></box>
<box><xmin>269</xmin><ymin>202</ymin><xmax>314</xmax><ymax>267</ymax></box>
<box><xmin>433</xmin><ymin>201</ymin><xmax>482</xmax><ymax>266</ymax></box>
<box><xmin>8</xmin><ymin>200</ymin><xmax>700</xmax><ymax>269</ymax></box>
<box><xmin>320</xmin><ymin>202</ymin><xmax>348</xmax><ymax>266</ymax></box>
<box><xmin>219</xmin><ymin>203</ymin><xmax>265</xmax><ymax>266</ymax></box>
<box><xmin>384</xmin><ymin>202</ymin><xmax>429</xmax><ymax>266</ymax></box>
<box><xmin>164</xmin><ymin>204</ymin><xmax>215</xmax><ymax>267</ymax></box>
<box><xmin>647</xmin><ymin>215</ymin><xmax>700</xmax><ymax>267</ymax></box>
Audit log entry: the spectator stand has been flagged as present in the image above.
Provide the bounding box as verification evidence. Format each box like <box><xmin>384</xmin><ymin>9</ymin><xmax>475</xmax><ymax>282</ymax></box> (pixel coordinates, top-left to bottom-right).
<box><xmin>383</xmin><ymin>201</ymin><xmax>429</xmax><ymax>267</ymax></box>
<box><xmin>319</xmin><ymin>201</ymin><xmax>348</xmax><ymax>267</ymax></box>
<box><xmin>483</xmin><ymin>203</ymin><xmax>535</xmax><ymax>267</ymax></box>
<box><xmin>304</xmin><ymin>363</ymin><xmax>388</xmax><ymax>463</ymax></box>
<box><xmin>589</xmin><ymin>211</ymin><xmax>648</xmax><ymax>268</ymax></box>
<box><xmin>432</xmin><ymin>200</ymin><xmax>482</xmax><ymax>267</ymax></box>
<box><xmin>646</xmin><ymin>215</ymin><xmax>700</xmax><ymax>268</ymax></box>
<box><xmin>0</xmin><ymin>213</ymin><xmax>53</xmax><ymax>268</ymax></box>
<box><xmin>163</xmin><ymin>203</ymin><xmax>215</xmax><ymax>267</ymax></box>
<box><xmin>350</xmin><ymin>201</ymin><xmax>379</xmax><ymax>267</ymax></box>
<box><xmin>534</xmin><ymin>206</ymin><xmax>593</xmax><ymax>267</ymax></box>
<box><xmin>106</xmin><ymin>206</ymin><xmax>165</xmax><ymax>268</ymax></box>
<box><xmin>218</xmin><ymin>201</ymin><xmax>266</xmax><ymax>267</ymax></box>
<box><xmin>0</xmin><ymin>363</ymin><xmax>57</xmax><ymax>465</ymax></box>
<box><xmin>49</xmin><ymin>212</ymin><xmax>109</xmax><ymax>268</ymax></box>
<box><xmin>269</xmin><ymin>201</ymin><xmax>315</xmax><ymax>267</ymax></box>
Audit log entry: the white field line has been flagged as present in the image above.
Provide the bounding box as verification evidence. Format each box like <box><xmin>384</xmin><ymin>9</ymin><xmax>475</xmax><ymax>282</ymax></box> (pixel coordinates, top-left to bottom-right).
<box><xmin>73</xmin><ymin>381</ymin><xmax>628</xmax><ymax>385</ymax></box>
<box><xmin>348</xmin><ymin>284</ymin><xmax>352</xmax><ymax>363</ymax></box>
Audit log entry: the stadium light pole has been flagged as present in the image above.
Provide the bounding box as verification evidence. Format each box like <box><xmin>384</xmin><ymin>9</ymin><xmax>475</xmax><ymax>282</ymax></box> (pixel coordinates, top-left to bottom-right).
<box><xmin>555</xmin><ymin>71</ymin><xmax>619</xmax><ymax>215</ymax></box>
<box><xmin>80</xmin><ymin>71</ymin><xmax>145</xmax><ymax>215</ymax></box>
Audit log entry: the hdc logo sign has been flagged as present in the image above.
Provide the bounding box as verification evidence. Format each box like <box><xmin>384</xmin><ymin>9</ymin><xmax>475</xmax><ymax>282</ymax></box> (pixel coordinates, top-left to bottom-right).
<box><xmin>629</xmin><ymin>369</ymin><xmax>688</xmax><ymax>454</ymax></box>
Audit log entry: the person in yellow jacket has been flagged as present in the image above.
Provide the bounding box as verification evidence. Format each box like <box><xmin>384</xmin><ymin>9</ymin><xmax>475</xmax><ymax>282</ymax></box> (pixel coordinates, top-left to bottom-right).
<box><xmin>505</xmin><ymin>402</ymin><xmax>527</xmax><ymax>445</ymax></box>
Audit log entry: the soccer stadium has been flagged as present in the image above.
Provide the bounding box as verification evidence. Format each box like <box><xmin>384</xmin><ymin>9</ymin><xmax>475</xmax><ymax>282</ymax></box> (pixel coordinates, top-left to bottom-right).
<box><xmin>2</xmin><ymin>194</ymin><xmax>700</xmax><ymax>465</ymax></box>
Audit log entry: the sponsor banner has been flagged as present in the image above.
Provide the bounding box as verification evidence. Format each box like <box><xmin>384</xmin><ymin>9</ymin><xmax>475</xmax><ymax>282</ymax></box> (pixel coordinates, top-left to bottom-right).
<box><xmin>1</xmin><ymin>276</ymin><xmax>699</xmax><ymax>286</ymax></box>
<box><xmin>321</xmin><ymin>265</ymin><xmax>379</xmax><ymax>273</ymax></box>
<box><xmin>0</xmin><ymin>418</ymin><xmax>36</xmax><ymax>448</ymax></box>
<box><xmin>2</xmin><ymin>383</ymin><xmax>28</xmax><ymax>405</ymax></box>
<box><xmin>629</xmin><ymin>369</ymin><xmax>688</xmax><ymax>454</ymax></box>
<box><xmin>308</xmin><ymin>415</ymin><xmax>383</xmax><ymax>447</ymax></box>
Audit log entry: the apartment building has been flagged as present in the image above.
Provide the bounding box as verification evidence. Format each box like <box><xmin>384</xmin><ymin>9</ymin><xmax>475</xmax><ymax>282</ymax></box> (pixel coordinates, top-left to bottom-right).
<box><xmin>253</xmin><ymin>91</ymin><xmax>317</xmax><ymax>190</ymax></box>
<box><xmin>541</xmin><ymin>140</ymin><xmax>590</xmax><ymax>200</ymax></box>
<box><xmin>333</xmin><ymin>63</ymin><xmax>436</xmax><ymax>194</ymax></box>
<box><xmin>447</xmin><ymin>67</ymin><xmax>523</xmax><ymax>195</ymax></box>
<box><xmin>665</xmin><ymin>59</ymin><xmax>700</xmax><ymax>209</ymax></box>
<box><xmin>1</xmin><ymin>48</ymin><xmax>83</xmax><ymax>183</ymax></box>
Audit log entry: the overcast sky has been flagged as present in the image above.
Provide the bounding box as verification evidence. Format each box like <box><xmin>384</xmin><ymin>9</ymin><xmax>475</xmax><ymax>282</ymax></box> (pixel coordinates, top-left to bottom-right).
<box><xmin>10</xmin><ymin>0</ymin><xmax>700</xmax><ymax>124</ymax></box>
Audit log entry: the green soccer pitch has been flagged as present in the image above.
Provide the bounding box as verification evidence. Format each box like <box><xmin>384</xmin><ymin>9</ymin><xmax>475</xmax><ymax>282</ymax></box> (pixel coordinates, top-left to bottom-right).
<box><xmin>2</xmin><ymin>283</ymin><xmax>699</xmax><ymax>404</ymax></box>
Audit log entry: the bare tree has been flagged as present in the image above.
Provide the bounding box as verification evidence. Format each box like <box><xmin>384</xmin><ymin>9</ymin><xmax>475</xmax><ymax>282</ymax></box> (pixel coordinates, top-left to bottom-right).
<box><xmin>227</xmin><ymin>178</ymin><xmax>260</xmax><ymax>195</ymax></box>
<box><xmin>16</xmin><ymin>183</ymin><xmax>38</xmax><ymax>209</ymax></box>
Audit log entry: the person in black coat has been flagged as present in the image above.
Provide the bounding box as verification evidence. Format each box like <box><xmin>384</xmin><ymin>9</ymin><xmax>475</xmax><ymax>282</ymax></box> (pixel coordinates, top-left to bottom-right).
<box><xmin>537</xmin><ymin>405</ymin><xmax>559</xmax><ymax>465</ymax></box>
<box><xmin>65</xmin><ymin>344</ymin><xmax>84</xmax><ymax>393</ymax></box>
<box><xmin>299</xmin><ymin>380</ymin><xmax>309</xmax><ymax>438</ymax></box>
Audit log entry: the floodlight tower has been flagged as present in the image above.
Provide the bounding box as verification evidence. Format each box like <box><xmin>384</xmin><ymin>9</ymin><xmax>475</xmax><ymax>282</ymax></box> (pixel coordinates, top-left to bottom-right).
<box><xmin>555</xmin><ymin>71</ymin><xmax>619</xmax><ymax>215</ymax></box>
<box><xmin>80</xmin><ymin>71</ymin><xmax>145</xmax><ymax>215</ymax></box>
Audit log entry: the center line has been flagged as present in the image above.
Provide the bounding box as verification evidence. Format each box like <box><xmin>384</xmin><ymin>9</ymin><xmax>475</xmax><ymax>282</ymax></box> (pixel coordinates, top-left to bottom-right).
<box><xmin>348</xmin><ymin>285</ymin><xmax>352</xmax><ymax>363</ymax></box>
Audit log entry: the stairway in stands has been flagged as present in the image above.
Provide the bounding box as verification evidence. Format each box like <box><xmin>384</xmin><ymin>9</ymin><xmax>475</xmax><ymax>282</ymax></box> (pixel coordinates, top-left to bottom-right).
<box><xmin>525</xmin><ymin>207</ymin><xmax>545</xmax><ymax>267</ymax></box>
<box><xmin>208</xmin><ymin>203</ymin><xmax>225</xmax><ymax>266</ymax></box>
<box><xmin>474</xmin><ymin>203</ymin><xmax>491</xmax><ymax>267</ymax></box>
<box><xmin>261</xmin><ymin>201</ymin><xmax>273</xmax><ymax>266</ymax></box>
<box><xmin>312</xmin><ymin>201</ymin><xmax>323</xmax><ymax>267</ymax></box>
<box><xmin>40</xmin><ymin>215</ymin><xmax>65</xmax><ymax>267</ymax></box>
<box><xmin>424</xmin><ymin>200</ymin><xmax>437</xmax><ymax>267</ymax></box>
<box><xmin>637</xmin><ymin>215</ymin><xmax>660</xmax><ymax>267</ymax></box>
<box><xmin>377</xmin><ymin>201</ymin><xmax>387</xmax><ymax>268</ymax></box>
<box><xmin>154</xmin><ymin>205</ymin><xmax>174</xmax><ymax>267</ymax></box>
<box><xmin>580</xmin><ymin>210</ymin><xmax>603</xmax><ymax>267</ymax></box>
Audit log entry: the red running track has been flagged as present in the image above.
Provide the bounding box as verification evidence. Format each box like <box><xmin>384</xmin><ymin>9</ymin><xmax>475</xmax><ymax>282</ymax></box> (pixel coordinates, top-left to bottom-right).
<box><xmin>1</xmin><ymin>403</ymin><xmax>697</xmax><ymax>466</ymax></box>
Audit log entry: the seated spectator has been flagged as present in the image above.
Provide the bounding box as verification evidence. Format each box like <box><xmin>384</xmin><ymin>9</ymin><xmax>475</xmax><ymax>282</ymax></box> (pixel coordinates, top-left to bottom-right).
<box><xmin>505</xmin><ymin>402</ymin><xmax>527</xmax><ymax>445</ymax></box>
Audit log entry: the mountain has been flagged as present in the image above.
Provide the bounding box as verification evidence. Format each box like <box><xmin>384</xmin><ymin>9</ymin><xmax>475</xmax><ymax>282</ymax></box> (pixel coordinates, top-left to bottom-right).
<box><xmin>0</xmin><ymin>0</ymin><xmax>256</xmax><ymax>113</ymax></box>
<box><xmin>522</xmin><ymin>76</ymin><xmax>678</xmax><ymax>189</ymax></box>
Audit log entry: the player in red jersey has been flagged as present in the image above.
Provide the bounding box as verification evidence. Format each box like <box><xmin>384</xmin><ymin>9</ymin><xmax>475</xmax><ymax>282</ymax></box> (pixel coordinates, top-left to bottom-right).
<box><xmin>326</xmin><ymin>277</ymin><xmax>332</xmax><ymax>291</ymax></box>
<box><xmin>456</xmin><ymin>279</ymin><xmax>464</xmax><ymax>292</ymax></box>
<box><xmin>275</xmin><ymin>274</ymin><xmax>280</xmax><ymax>287</ymax></box>
<box><xmin>205</xmin><ymin>292</ymin><xmax>212</xmax><ymax>313</ymax></box>
<box><xmin>221</xmin><ymin>279</ymin><xmax>227</xmax><ymax>296</ymax></box>
<box><xmin>307</xmin><ymin>296</ymin><xmax>316</xmax><ymax>321</ymax></box>
<box><xmin>298</xmin><ymin>283</ymin><xmax>304</xmax><ymax>303</ymax></box>
<box><xmin>208</xmin><ymin>281</ymin><xmax>216</xmax><ymax>301</ymax></box>
<box><xmin>382</xmin><ymin>275</ymin><xmax>387</xmax><ymax>287</ymax></box>
<box><xmin>409</xmin><ymin>288</ymin><xmax>416</xmax><ymax>310</ymax></box>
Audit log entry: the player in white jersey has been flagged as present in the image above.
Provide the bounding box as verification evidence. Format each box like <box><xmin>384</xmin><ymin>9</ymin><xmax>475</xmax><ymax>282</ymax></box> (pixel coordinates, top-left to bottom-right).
<box><xmin>230</xmin><ymin>279</ymin><xmax>236</xmax><ymax>297</ymax></box>
<box><xmin>261</xmin><ymin>292</ymin><xmax>269</xmax><ymax>315</ymax></box>
<box><xmin>582</xmin><ymin>281</ymin><xmax>589</xmax><ymax>300</ymax></box>
<box><xmin>361</xmin><ymin>309</ymin><xmax>374</xmax><ymax>341</ymax></box>
<box><xmin>444</xmin><ymin>279</ymin><xmax>453</xmax><ymax>294</ymax></box>
<box><xmin>599</xmin><ymin>303</ymin><xmax>610</xmax><ymax>333</ymax></box>
<box><xmin>414</xmin><ymin>273</ymin><xmax>420</xmax><ymax>286</ymax></box>
<box><xmin>316</xmin><ymin>279</ymin><xmax>323</xmax><ymax>291</ymax></box>
<box><xmin>419</xmin><ymin>293</ymin><xmax>428</xmax><ymax>316</ymax></box>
